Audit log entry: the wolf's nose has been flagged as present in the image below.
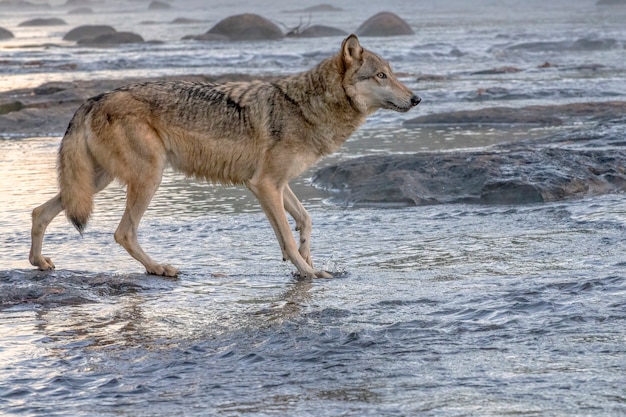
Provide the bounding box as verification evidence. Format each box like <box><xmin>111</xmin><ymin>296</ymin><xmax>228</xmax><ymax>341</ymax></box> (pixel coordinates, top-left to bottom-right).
<box><xmin>410</xmin><ymin>95</ymin><xmax>421</xmax><ymax>106</ymax></box>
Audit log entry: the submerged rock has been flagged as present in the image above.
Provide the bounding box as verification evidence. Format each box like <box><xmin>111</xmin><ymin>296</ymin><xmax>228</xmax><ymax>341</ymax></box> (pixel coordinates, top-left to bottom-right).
<box><xmin>182</xmin><ymin>32</ymin><xmax>229</xmax><ymax>42</ymax></box>
<box><xmin>0</xmin><ymin>0</ymin><xmax>48</xmax><ymax>8</ymax></box>
<box><xmin>597</xmin><ymin>0</ymin><xmax>626</xmax><ymax>5</ymax></box>
<box><xmin>505</xmin><ymin>37</ymin><xmax>619</xmax><ymax>52</ymax></box>
<box><xmin>285</xmin><ymin>4</ymin><xmax>343</xmax><ymax>13</ymax></box>
<box><xmin>0</xmin><ymin>27</ymin><xmax>13</xmax><ymax>40</ymax></box>
<box><xmin>404</xmin><ymin>101</ymin><xmax>626</xmax><ymax>126</ymax></box>
<box><xmin>63</xmin><ymin>25</ymin><xmax>116</xmax><ymax>41</ymax></box>
<box><xmin>471</xmin><ymin>66</ymin><xmax>522</xmax><ymax>75</ymax></box>
<box><xmin>206</xmin><ymin>13</ymin><xmax>283</xmax><ymax>41</ymax></box>
<box><xmin>77</xmin><ymin>31</ymin><xmax>144</xmax><ymax>45</ymax></box>
<box><xmin>356</xmin><ymin>12</ymin><xmax>414</xmax><ymax>37</ymax></box>
<box><xmin>18</xmin><ymin>17</ymin><xmax>67</xmax><ymax>26</ymax></box>
<box><xmin>313</xmin><ymin>146</ymin><xmax>626</xmax><ymax>207</ymax></box>
<box><xmin>67</xmin><ymin>7</ymin><xmax>93</xmax><ymax>14</ymax></box>
<box><xmin>286</xmin><ymin>24</ymin><xmax>347</xmax><ymax>38</ymax></box>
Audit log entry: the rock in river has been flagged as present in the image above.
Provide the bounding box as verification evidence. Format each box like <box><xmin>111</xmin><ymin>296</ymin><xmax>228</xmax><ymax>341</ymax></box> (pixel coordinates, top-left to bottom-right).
<box><xmin>314</xmin><ymin>101</ymin><xmax>626</xmax><ymax>208</ymax></box>
<box><xmin>77</xmin><ymin>31</ymin><xmax>144</xmax><ymax>45</ymax></box>
<box><xmin>63</xmin><ymin>25</ymin><xmax>116</xmax><ymax>41</ymax></box>
<box><xmin>312</xmin><ymin>145</ymin><xmax>626</xmax><ymax>207</ymax></box>
<box><xmin>404</xmin><ymin>101</ymin><xmax>626</xmax><ymax>126</ymax></box>
<box><xmin>0</xmin><ymin>27</ymin><xmax>13</xmax><ymax>40</ymax></box>
<box><xmin>356</xmin><ymin>12</ymin><xmax>414</xmax><ymax>37</ymax></box>
<box><xmin>206</xmin><ymin>13</ymin><xmax>283</xmax><ymax>41</ymax></box>
<box><xmin>18</xmin><ymin>17</ymin><xmax>67</xmax><ymax>26</ymax></box>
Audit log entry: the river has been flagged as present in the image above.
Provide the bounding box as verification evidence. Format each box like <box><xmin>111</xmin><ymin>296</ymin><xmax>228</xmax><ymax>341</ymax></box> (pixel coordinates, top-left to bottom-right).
<box><xmin>1</xmin><ymin>0</ymin><xmax>626</xmax><ymax>416</ymax></box>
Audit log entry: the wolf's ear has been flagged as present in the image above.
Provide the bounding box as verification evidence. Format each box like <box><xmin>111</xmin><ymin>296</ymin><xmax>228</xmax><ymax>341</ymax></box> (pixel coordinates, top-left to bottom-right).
<box><xmin>341</xmin><ymin>34</ymin><xmax>363</xmax><ymax>68</ymax></box>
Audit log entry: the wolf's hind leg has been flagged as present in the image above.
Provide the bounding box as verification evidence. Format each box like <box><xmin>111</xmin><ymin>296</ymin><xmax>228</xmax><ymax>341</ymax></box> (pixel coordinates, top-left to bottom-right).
<box><xmin>283</xmin><ymin>185</ymin><xmax>313</xmax><ymax>267</ymax></box>
<box><xmin>30</xmin><ymin>193</ymin><xmax>64</xmax><ymax>270</ymax></box>
<box><xmin>114</xmin><ymin>179</ymin><xmax>179</xmax><ymax>278</ymax></box>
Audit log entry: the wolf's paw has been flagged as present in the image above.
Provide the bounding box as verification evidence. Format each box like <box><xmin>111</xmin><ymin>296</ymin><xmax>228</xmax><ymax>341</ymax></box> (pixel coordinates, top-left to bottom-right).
<box><xmin>315</xmin><ymin>270</ymin><xmax>333</xmax><ymax>279</ymax></box>
<box><xmin>294</xmin><ymin>269</ymin><xmax>333</xmax><ymax>279</ymax></box>
<box><xmin>147</xmin><ymin>264</ymin><xmax>179</xmax><ymax>278</ymax></box>
<box><xmin>30</xmin><ymin>255</ymin><xmax>55</xmax><ymax>271</ymax></box>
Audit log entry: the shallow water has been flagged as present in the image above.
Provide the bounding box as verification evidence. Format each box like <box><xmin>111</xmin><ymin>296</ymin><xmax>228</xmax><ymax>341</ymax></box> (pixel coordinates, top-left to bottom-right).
<box><xmin>2</xmin><ymin>136</ymin><xmax>626</xmax><ymax>416</ymax></box>
<box><xmin>2</xmin><ymin>0</ymin><xmax>626</xmax><ymax>416</ymax></box>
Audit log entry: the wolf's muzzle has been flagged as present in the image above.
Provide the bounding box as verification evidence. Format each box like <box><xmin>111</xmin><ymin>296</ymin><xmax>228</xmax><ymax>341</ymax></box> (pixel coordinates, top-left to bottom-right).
<box><xmin>410</xmin><ymin>95</ymin><xmax>421</xmax><ymax>107</ymax></box>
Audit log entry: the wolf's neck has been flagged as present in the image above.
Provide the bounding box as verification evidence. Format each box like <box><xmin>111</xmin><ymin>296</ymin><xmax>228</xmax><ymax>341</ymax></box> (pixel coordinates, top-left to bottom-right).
<box><xmin>274</xmin><ymin>56</ymin><xmax>366</xmax><ymax>153</ymax></box>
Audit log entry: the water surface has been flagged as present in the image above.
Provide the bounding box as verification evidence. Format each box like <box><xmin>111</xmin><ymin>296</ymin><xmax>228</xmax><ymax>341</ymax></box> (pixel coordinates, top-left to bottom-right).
<box><xmin>1</xmin><ymin>1</ymin><xmax>626</xmax><ymax>415</ymax></box>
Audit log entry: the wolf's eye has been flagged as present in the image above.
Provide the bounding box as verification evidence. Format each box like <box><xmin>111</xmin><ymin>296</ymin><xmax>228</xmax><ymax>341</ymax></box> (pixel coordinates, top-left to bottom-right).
<box><xmin>376</xmin><ymin>72</ymin><xmax>387</xmax><ymax>79</ymax></box>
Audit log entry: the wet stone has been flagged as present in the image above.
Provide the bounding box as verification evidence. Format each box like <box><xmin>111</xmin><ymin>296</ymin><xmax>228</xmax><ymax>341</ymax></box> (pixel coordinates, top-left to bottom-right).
<box><xmin>312</xmin><ymin>144</ymin><xmax>626</xmax><ymax>207</ymax></box>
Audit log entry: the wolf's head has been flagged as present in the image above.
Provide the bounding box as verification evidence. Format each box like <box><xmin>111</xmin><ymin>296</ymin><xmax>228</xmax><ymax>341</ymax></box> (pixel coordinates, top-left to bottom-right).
<box><xmin>340</xmin><ymin>35</ymin><xmax>420</xmax><ymax>115</ymax></box>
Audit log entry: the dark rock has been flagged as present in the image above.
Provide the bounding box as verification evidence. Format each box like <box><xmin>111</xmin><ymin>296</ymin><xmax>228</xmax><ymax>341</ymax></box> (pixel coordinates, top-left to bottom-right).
<box><xmin>404</xmin><ymin>101</ymin><xmax>626</xmax><ymax>127</ymax></box>
<box><xmin>471</xmin><ymin>66</ymin><xmax>522</xmax><ymax>75</ymax></box>
<box><xmin>0</xmin><ymin>27</ymin><xmax>13</xmax><ymax>40</ymax></box>
<box><xmin>67</xmin><ymin>7</ymin><xmax>93</xmax><ymax>14</ymax></box>
<box><xmin>18</xmin><ymin>17</ymin><xmax>67</xmax><ymax>26</ymax></box>
<box><xmin>405</xmin><ymin>107</ymin><xmax>563</xmax><ymax>126</ymax></box>
<box><xmin>182</xmin><ymin>32</ymin><xmax>229</xmax><ymax>42</ymax></box>
<box><xmin>356</xmin><ymin>12</ymin><xmax>414</xmax><ymax>37</ymax></box>
<box><xmin>207</xmin><ymin>13</ymin><xmax>283</xmax><ymax>41</ymax></box>
<box><xmin>77</xmin><ymin>31</ymin><xmax>144</xmax><ymax>45</ymax></box>
<box><xmin>287</xmin><ymin>24</ymin><xmax>347</xmax><ymax>38</ymax></box>
<box><xmin>33</xmin><ymin>81</ymin><xmax>74</xmax><ymax>95</ymax></box>
<box><xmin>316</xmin><ymin>102</ymin><xmax>626</xmax><ymax>207</ymax></box>
<box><xmin>170</xmin><ymin>17</ymin><xmax>202</xmax><ymax>24</ymax></box>
<box><xmin>312</xmin><ymin>147</ymin><xmax>626</xmax><ymax>207</ymax></box>
<box><xmin>0</xmin><ymin>0</ymin><xmax>48</xmax><ymax>8</ymax></box>
<box><xmin>285</xmin><ymin>4</ymin><xmax>343</xmax><ymax>13</ymax></box>
<box><xmin>416</xmin><ymin>74</ymin><xmax>452</xmax><ymax>82</ymax></box>
<box><xmin>63</xmin><ymin>25</ymin><xmax>116</xmax><ymax>41</ymax></box>
<box><xmin>506</xmin><ymin>37</ymin><xmax>618</xmax><ymax>52</ymax></box>
<box><xmin>148</xmin><ymin>0</ymin><xmax>170</xmax><ymax>9</ymax></box>
<box><xmin>64</xmin><ymin>0</ymin><xmax>91</xmax><ymax>6</ymax></box>
<box><xmin>0</xmin><ymin>101</ymin><xmax>24</xmax><ymax>114</ymax></box>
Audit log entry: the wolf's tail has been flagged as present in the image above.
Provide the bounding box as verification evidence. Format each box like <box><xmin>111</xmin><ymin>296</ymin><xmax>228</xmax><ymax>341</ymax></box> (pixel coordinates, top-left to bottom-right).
<box><xmin>57</xmin><ymin>108</ymin><xmax>95</xmax><ymax>234</ymax></box>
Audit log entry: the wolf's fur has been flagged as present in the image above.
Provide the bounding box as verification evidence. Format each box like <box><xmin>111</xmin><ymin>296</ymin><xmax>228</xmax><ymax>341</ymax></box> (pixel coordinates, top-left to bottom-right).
<box><xmin>29</xmin><ymin>35</ymin><xmax>420</xmax><ymax>278</ymax></box>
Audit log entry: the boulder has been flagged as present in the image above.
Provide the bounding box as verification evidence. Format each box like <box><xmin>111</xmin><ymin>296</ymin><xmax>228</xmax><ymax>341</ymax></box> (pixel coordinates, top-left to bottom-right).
<box><xmin>63</xmin><ymin>25</ymin><xmax>116</xmax><ymax>41</ymax></box>
<box><xmin>18</xmin><ymin>17</ymin><xmax>67</xmax><ymax>26</ymax></box>
<box><xmin>287</xmin><ymin>24</ymin><xmax>347</xmax><ymax>38</ymax></box>
<box><xmin>0</xmin><ymin>27</ymin><xmax>14</xmax><ymax>40</ymax></box>
<box><xmin>207</xmin><ymin>13</ymin><xmax>283</xmax><ymax>41</ymax></box>
<box><xmin>77</xmin><ymin>31</ymin><xmax>144</xmax><ymax>45</ymax></box>
<box><xmin>312</xmin><ymin>147</ymin><xmax>626</xmax><ymax>207</ymax></box>
<box><xmin>356</xmin><ymin>12</ymin><xmax>414</xmax><ymax>37</ymax></box>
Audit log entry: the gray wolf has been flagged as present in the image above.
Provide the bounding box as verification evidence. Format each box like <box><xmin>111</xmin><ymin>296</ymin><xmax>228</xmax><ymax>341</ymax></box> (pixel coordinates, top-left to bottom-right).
<box><xmin>29</xmin><ymin>34</ymin><xmax>420</xmax><ymax>278</ymax></box>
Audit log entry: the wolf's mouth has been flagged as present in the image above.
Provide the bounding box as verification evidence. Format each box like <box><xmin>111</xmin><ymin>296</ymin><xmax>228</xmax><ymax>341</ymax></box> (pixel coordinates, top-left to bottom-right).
<box><xmin>385</xmin><ymin>101</ymin><xmax>411</xmax><ymax>113</ymax></box>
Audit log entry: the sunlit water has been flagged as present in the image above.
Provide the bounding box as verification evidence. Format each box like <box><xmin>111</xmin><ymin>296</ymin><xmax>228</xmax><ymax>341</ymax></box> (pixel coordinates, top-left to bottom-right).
<box><xmin>2</xmin><ymin>1</ymin><xmax>626</xmax><ymax>416</ymax></box>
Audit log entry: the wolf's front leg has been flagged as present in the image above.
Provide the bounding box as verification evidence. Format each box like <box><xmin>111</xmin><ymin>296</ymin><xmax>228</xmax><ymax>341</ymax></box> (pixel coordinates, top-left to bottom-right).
<box><xmin>283</xmin><ymin>185</ymin><xmax>313</xmax><ymax>266</ymax></box>
<box><xmin>248</xmin><ymin>181</ymin><xmax>331</xmax><ymax>278</ymax></box>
